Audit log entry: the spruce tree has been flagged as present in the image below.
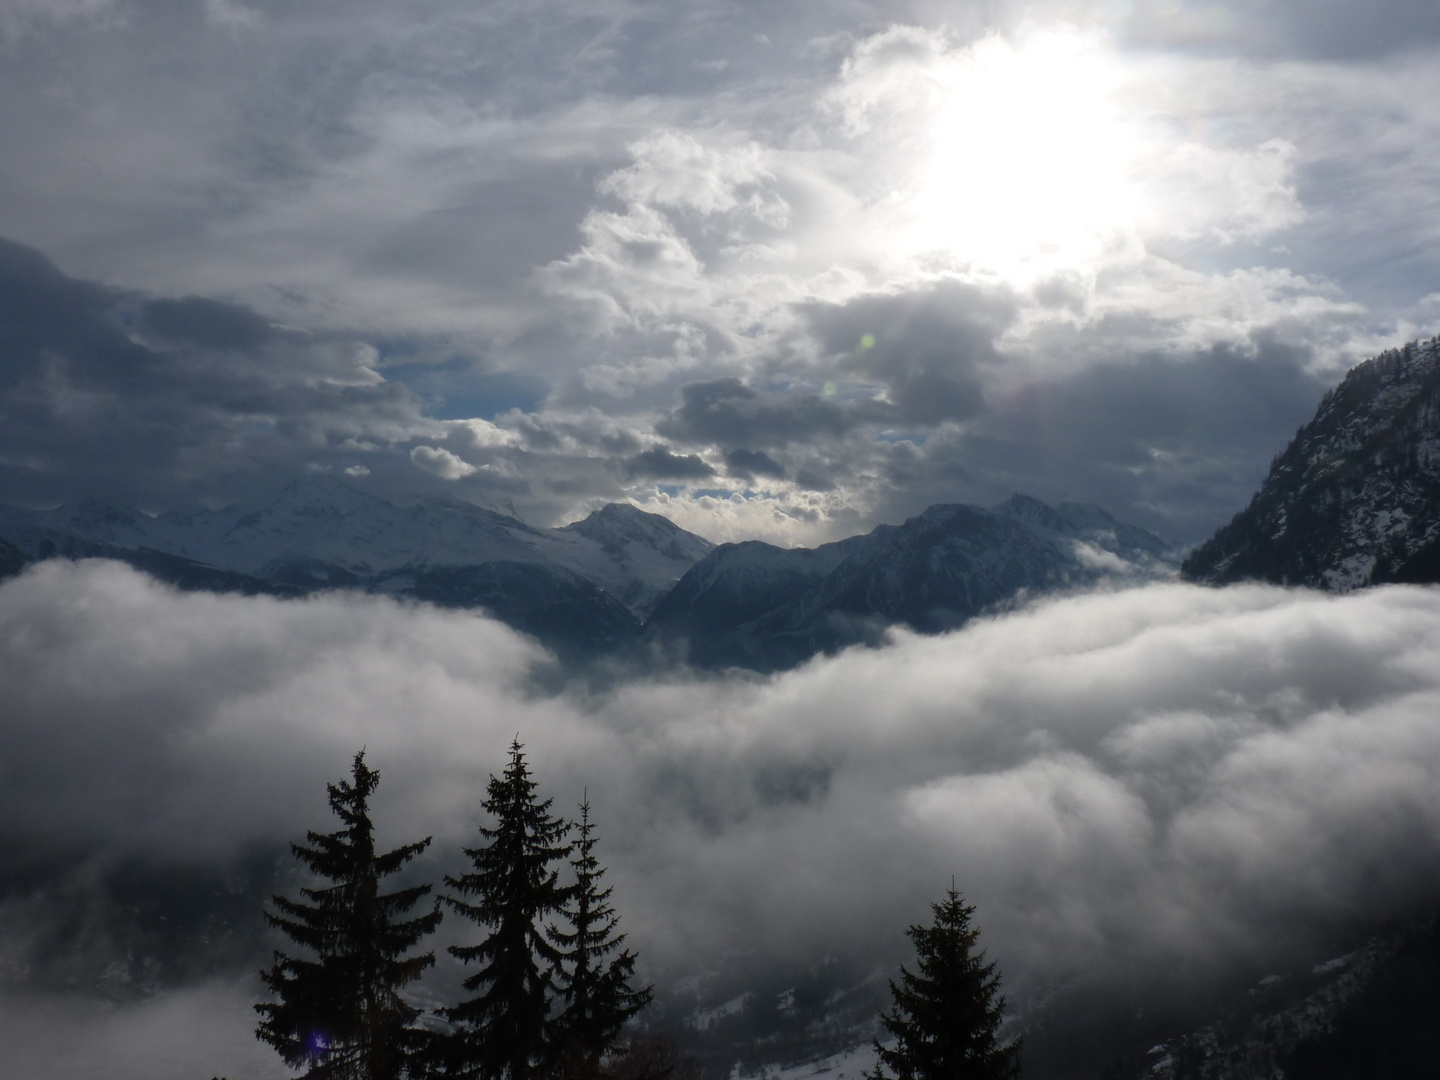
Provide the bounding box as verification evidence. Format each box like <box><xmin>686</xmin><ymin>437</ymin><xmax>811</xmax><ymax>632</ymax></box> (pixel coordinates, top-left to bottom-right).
<box><xmin>548</xmin><ymin>795</ymin><xmax>654</xmax><ymax>1077</ymax></box>
<box><xmin>439</xmin><ymin>739</ymin><xmax>572</xmax><ymax>1080</ymax></box>
<box><xmin>868</xmin><ymin>885</ymin><xmax>1020</xmax><ymax>1080</ymax></box>
<box><xmin>256</xmin><ymin>751</ymin><xmax>442</xmax><ymax>1080</ymax></box>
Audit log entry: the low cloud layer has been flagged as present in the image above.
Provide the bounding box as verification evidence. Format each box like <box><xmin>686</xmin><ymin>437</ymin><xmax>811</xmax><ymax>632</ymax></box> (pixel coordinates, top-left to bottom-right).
<box><xmin>0</xmin><ymin>982</ymin><xmax>286</xmax><ymax>1080</ymax></box>
<box><xmin>5</xmin><ymin>561</ymin><xmax>1440</xmax><ymax>1074</ymax></box>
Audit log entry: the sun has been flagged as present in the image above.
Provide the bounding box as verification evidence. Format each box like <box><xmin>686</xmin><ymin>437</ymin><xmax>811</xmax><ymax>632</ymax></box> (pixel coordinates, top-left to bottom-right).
<box><xmin>905</xmin><ymin>28</ymin><xmax>1138</xmax><ymax>280</ymax></box>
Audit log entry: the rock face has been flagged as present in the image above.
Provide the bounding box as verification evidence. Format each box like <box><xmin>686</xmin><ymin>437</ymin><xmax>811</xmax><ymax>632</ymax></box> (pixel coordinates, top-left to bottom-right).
<box><xmin>1183</xmin><ymin>337</ymin><xmax>1440</xmax><ymax>590</ymax></box>
<box><xmin>645</xmin><ymin>494</ymin><xmax>1177</xmax><ymax>671</ymax></box>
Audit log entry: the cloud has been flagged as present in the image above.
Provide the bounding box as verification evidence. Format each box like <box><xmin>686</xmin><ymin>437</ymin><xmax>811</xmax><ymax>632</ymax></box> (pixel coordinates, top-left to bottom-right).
<box><xmin>6</xmin><ymin>561</ymin><xmax>1440</xmax><ymax>1011</ymax></box>
<box><xmin>411</xmin><ymin>444</ymin><xmax>479</xmax><ymax>480</ymax></box>
<box><xmin>0</xmin><ymin>236</ymin><xmax>445</xmax><ymax>508</ymax></box>
<box><xmin>657</xmin><ymin>378</ymin><xmax>863</xmax><ymax>449</ymax></box>
<box><xmin>624</xmin><ymin>446</ymin><xmax>717</xmax><ymax>480</ymax></box>
<box><xmin>1120</xmin><ymin>0</ymin><xmax>1440</xmax><ymax>59</ymax></box>
<box><xmin>803</xmin><ymin>280</ymin><xmax>1013</xmax><ymax>425</ymax></box>
<box><xmin>0</xmin><ymin>0</ymin><xmax>117</xmax><ymax>41</ymax></box>
<box><xmin>933</xmin><ymin>339</ymin><xmax>1332</xmax><ymax>542</ymax></box>
<box><xmin>600</xmin><ymin>131</ymin><xmax>784</xmax><ymax>224</ymax></box>
<box><xmin>139</xmin><ymin>296</ymin><xmax>275</xmax><ymax>352</ymax></box>
<box><xmin>2</xmin><ymin>3</ymin><xmax>1440</xmax><ymax>549</ymax></box>
<box><xmin>724</xmin><ymin>447</ymin><xmax>786</xmax><ymax>480</ymax></box>
<box><xmin>0</xmin><ymin>981</ymin><xmax>287</xmax><ymax>1080</ymax></box>
<box><xmin>0</xmin><ymin>206</ymin><xmax>1356</xmax><ymax>556</ymax></box>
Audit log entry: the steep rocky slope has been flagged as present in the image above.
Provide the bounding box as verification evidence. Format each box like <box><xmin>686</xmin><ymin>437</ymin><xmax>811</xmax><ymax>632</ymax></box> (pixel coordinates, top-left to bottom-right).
<box><xmin>1184</xmin><ymin>337</ymin><xmax>1440</xmax><ymax>590</ymax></box>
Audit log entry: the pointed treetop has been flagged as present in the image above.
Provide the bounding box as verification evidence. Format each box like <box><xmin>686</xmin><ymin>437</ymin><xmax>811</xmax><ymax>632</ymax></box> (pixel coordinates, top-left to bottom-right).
<box><xmin>868</xmin><ymin>883</ymin><xmax>1019</xmax><ymax>1080</ymax></box>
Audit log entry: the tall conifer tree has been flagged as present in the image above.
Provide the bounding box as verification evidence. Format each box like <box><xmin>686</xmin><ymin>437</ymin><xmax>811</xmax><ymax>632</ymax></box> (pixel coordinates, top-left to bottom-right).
<box><xmin>256</xmin><ymin>751</ymin><xmax>441</xmax><ymax>1080</ymax></box>
<box><xmin>868</xmin><ymin>885</ymin><xmax>1020</xmax><ymax>1080</ymax></box>
<box><xmin>440</xmin><ymin>739</ymin><xmax>571</xmax><ymax>1080</ymax></box>
<box><xmin>548</xmin><ymin>796</ymin><xmax>653</xmax><ymax>1077</ymax></box>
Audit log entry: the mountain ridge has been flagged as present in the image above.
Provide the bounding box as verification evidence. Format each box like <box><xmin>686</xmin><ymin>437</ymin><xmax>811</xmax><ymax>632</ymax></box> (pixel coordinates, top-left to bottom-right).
<box><xmin>1183</xmin><ymin>337</ymin><xmax>1440</xmax><ymax>590</ymax></box>
<box><xmin>0</xmin><ymin>479</ymin><xmax>1178</xmax><ymax>668</ymax></box>
<box><xmin>645</xmin><ymin>493</ymin><xmax>1178</xmax><ymax>671</ymax></box>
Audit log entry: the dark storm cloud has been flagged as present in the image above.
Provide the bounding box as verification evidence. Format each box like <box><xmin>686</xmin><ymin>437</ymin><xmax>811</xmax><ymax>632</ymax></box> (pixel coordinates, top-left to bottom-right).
<box><xmin>0</xmin><ymin>236</ymin><xmax>436</xmax><ymax>508</ymax></box>
<box><xmin>656</xmin><ymin>377</ymin><xmax>864</xmax><ymax>449</ymax></box>
<box><xmin>947</xmin><ymin>339</ymin><xmax>1330</xmax><ymax>542</ymax></box>
<box><xmin>139</xmin><ymin>296</ymin><xmax>275</xmax><ymax>352</ymax></box>
<box><xmin>724</xmin><ymin>447</ymin><xmax>786</xmax><ymax>480</ymax></box>
<box><xmin>803</xmin><ymin>281</ymin><xmax>1015</xmax><ymax>426</ymax></box>
<box><xmin>624</xmin><ymin>446</ymin><xmax>716</xmax><ymax>480</ymax></box>
<box><xmin>648</xmin><ymin>280</ymin><xmax>1019</xmax><ymax>472</ymax></box>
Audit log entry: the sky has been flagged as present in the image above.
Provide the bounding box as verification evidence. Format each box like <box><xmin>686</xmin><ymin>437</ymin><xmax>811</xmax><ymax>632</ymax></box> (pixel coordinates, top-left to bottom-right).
<box><xmin>4</xmin><ymin>0</ymin><xmax>1440</xmax><ymax>545</ymax></box>
<box><xmin>7</xmin><ymin>3</ymin><xmax>1440</xmax><ymax>1077</ymax></box>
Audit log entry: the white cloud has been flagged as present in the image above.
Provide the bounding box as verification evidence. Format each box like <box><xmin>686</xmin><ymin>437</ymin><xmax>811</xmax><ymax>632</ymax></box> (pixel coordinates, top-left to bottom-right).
<box><xmin>410</xmin><ymin>444</ymin><xmax>479</xmax><ymax>479</ymax></box>
<box><xmin>6</xmin><ymin>562</ymin><xmax>1440</xmax><ymax>997</ymax></box>
<box><xmin>1138</xmin><ymin>137</ymin><xmax>1305</xmax><ymax>244</ymax></box>
<box><xmin>600</xmin><ymin>131</ymin><xmax>785</xmax><ymax>223</ymax></box>
<box><xmin>9</xmin><ymin>562</ymin><xmax>1440</xmax><ymax>1073</ymax></box>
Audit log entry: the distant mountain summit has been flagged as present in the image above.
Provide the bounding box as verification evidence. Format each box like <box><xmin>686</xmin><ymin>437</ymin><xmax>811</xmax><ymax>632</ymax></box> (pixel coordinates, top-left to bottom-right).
<box><xmin>0</xmin><ymin>478</ymin><xmax>1176</xmax><ymax>668</ymax></box>
<box><xmin>556</xmin><ymin>502</ymin><xmax>715</xmax><ymax>614</ymax></box>
<box><xmin>1183</xmin><ymin>337</ymin><xmax>1440</xmax><ymax>590</ymax></box>
<box><xmin>645</xmin><ymin>494</ymin><xmax>1177</xmax><ymax>671</ymax></box>
<box><xmin>0</xmin><ymin>477</ymin><xmax>715</xmax><ymax>660</ymax></box>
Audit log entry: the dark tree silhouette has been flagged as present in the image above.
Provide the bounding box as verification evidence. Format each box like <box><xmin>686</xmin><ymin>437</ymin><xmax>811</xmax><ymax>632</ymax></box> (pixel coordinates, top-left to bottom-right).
<box><xmin>256</xmin><ymin>751</ymin><xmax>442</xmax><ymax>1080</ymax></box>
<box><xmin>868</xmin><ymin>885</ymin><xmax>1020</xmax><ymax>1080</ymax></box>
<box><xmin>439</xmin><ymin>738</ymin><xmax>572</xmax><ymax>1080</ymax></box>
<box><xmin>548</xmin><ymin>795</ymin><xmax>654</xmax><ymax>1077</ymax></box>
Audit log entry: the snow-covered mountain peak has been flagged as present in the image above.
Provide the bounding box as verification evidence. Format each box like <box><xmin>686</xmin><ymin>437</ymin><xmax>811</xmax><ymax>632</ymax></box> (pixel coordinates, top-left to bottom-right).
<box><xmin>48</xmin><ymin>497</ymin><xmax>155</xmax><ymax>546</ymax></box>
<box><xmin>561</xmin><ymin>503</ymin><xmax>713</xmax><ymax>560</ymax></box>
<box><xmin>0</xmin><ymin>480</ymin><xmax>717</xmax><ymax>623</ymax></box>
<box><xmin>547</xmin><ymin>503</ymin><xmax>715</xmax><ymax>615</ymax></box>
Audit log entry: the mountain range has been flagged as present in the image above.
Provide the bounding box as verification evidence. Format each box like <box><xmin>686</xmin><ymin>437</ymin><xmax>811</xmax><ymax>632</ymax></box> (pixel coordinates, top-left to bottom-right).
<box><xmin>646</xmin><ymin>494</ymin><xmax>1176</xmax><ymax>671</ymax></box>
<box><xmin>9</xmin><ymin>334</ymin><xmax>1440</xmax><ymax>672</ymax></box>
<box><xmin>0</xmin><ymin>479</ymin><xmax>711</xmax><ymax>661</ymax></box>
<box><xmin>0</xmin><ymin>478</ymin><xmax>1177</xmax><ymax>669</ymax></box>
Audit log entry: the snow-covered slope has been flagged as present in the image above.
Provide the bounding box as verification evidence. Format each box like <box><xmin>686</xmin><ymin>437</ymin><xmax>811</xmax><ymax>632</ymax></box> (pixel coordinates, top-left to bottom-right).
<box><xmin>1184</xmin><ymin>337</ymin><xmax>1440</xmax><ymax>590</ymax></box>
<box><xmin>0</xmin><ymin>476</ymin><xmax>713</xmax><ymax>619</ymax></box>
<box><xmin>646</xmin><ymin>496</ymin><xmax>1177</xmax><ymax>671</ymax></box>
<box><xmin>552</xmin><ymin>502</ymin><xmax>716</xmax><ymax>615</ymax></box>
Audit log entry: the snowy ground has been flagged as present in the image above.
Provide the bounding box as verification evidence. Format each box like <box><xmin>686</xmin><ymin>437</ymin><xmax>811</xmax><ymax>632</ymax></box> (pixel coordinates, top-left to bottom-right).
<box><xmin>739</xmin><ymin>1042</ymin><xmax>880</xmax><ymax>1080</ymax></box>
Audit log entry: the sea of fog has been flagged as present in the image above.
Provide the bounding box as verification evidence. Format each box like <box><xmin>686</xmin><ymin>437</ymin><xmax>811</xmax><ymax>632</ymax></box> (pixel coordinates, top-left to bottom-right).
<box><xmin>4</xmin><ymin>559</ymin><xmax>1440</xmax><ymax>1078</ymax></box>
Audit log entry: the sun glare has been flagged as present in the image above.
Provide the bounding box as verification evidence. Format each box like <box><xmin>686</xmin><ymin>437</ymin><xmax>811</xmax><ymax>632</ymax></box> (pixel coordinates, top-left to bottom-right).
<box><xmin>907</xmin><ymin>29</ymin><xmax>1137</xmax><ymax>280</ymax></box>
